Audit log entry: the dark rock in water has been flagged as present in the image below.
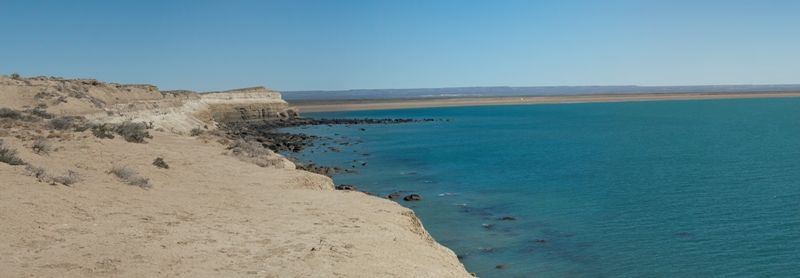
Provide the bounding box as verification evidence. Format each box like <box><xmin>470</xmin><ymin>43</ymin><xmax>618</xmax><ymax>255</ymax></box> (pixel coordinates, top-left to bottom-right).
<box><xmin>482</xmin><ymin>223</ymin><xmax>495</xmax><ymax>230</ymax></box>
<box><xmin>495</xmin><ymin>264</ymin><xmax>507</xmax><ymax>269</ymax></box>
<box><xmin>532</xmin><ymin>239</ymin><xmax>547</xmax><ymax>243</ymax></box>
<box><xmin>361</xmin><ymin>162</ymin><xmax>367</xmax><ymax>166</ymax></box>
<box><xmin>403</xmin><ymin>194</ymin><xmax>422</xmax><ymax>201</ymax></box>
<box><xmin>479</xmin><ymin>247</ymin><xmax>496</xmax><ymax>253</ymax></box>
<box><xmin>359</xmin><ymin>128</ymin><xmax>366</xmax><ymax>131</ymax></box>
<box><xmin>220</xmin><ymin>117</ymin><xmax>433</xmax><ymax>154</ymax></box>
<box><xmin>335</xmin><ymin>184</ymin><xmax>357</xmax><ymax>191</ymax></box>
<box><xmin>497</xmin><ymin>216</ymin><xmax>516</xmax><ymax>221</ymax></box>
<box><xmin>456</xmin><ymin>254</ymin><xmax>466</xmax><ymax>260</ymax></box>
<box><xmin>296</xmin><ymin>164</ymin><xmax>337</xmax><ymax>177</ymax></box>
<box><xmin>386</xmin><ymin>192</ymin><xmax>402</xmax><ymax>199</ymax></box>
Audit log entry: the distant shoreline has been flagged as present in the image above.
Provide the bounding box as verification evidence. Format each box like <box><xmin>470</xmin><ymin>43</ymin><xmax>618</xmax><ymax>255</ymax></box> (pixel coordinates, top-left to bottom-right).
<box><xmin>290</xmin><ymin>91</ymin><xmax>800</xmax><ymax>112</ymax></box>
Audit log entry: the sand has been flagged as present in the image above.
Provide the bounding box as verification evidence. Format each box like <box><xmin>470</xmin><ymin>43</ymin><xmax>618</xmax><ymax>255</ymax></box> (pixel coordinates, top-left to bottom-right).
<box><xmin>0</xmin><ymin>131</ymin><xmax>470</xmax><ymax>277</ymax></box>
<box><xmin>290</xmin><ymin>92</ymin><xmax>800</xmax><ymax>112</ymax></box>
<box><xmin>0</xmin><ymin>76</ymin><xmax>471</xmax><ymax>277</ymax></box>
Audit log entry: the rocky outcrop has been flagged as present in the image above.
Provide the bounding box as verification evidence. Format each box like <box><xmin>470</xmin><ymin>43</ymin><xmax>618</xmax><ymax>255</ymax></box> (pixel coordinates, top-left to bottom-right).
<box><xmin>0</xmin><ymin>76</ymin><xmax>298</xmax><ymax>133</ymax></box>
<box><xmin>201</xmin><ymin>87</ymin><xmax>296</xmax><ymax>122</ymax></box>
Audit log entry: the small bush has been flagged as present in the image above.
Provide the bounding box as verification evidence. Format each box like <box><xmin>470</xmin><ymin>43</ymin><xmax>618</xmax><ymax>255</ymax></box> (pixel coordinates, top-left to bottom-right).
<box><xmin>49</xmin><ymin>116</ymin><xmax>77</xmax><ymax>130</ymax></box>
<box><xmin>52</xmin><ymin>170</ymin><xmax>80</xmax><ymax>186</ymax></box>
<box><xmin>189</xmin><ymin>128</ymin><xmax>203</xmax><ymax>136</ymax></box>
<box><xmin>25</xmin><ymin>165</ymin><xmax>49</xmax><ymax>182</ymax></box>
<box><xmin>0</xmin><ymin>108</ymin><xmax>41</xmax><ymax>122</ymax></box>
<box><xmin>10</xmin><ymin>73</ymin><xmax>20</xmax><ymax>79</ymax></box>
<box><xmin>0</xmin><ymin>140</ymin><xmax>26</xmax><ymax>165</ymax></box>
<box><xmin>90</xmin><ymin>122</ymin><xmax>152</xmax><ymax>143</ymax></box>
<box><xmin>114</xmin><ymin>121</ymin><xmax>152</xmax><ymax>143</ymax></box>
<box><xmin>109</xmin><ymin>166</ymin><xmax>151</xmax><ymax>188</ymax></box>
<box><xmin>228</xmin><ymin>139</ymin><xmax>286</xmax><ymax>168</ymax></box>
<box><xmin>28</xmin><ymin>107</ymin><xmax>53</xmax><ymax>119</ymax></box>
<box><xmin>0</xmin><ymin>108</ymin><xmax>22</xmax><ymax>120</ymax></box>
<box><xmin>24</xmin><ymin>165</ymin><xmax>79</xmax><ymax>186</ymax></box>
<box><xmin>152</xmin><ymin>157</ymin><xmax>169</xmax><ymax>169</ymax></box>
<box><xmin>91</xmin><ymin>124</ymin><xmax>115</xmax><ymax>139</ymax></box>
<box><xmin>32</xmin><ymin>139</ymin><xmax>51</xmax><ymax>155</ymax></box>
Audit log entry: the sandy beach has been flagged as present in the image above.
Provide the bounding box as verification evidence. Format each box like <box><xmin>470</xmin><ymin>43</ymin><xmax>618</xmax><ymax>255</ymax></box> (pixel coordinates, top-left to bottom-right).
<box><xmin>291</xmin><ymin>92</ymin><xmax>800</xmax><ymax>112</ymax></box>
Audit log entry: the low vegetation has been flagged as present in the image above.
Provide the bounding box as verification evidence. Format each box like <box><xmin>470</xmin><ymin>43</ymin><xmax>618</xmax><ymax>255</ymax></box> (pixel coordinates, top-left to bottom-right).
<box><xmin>189</xmin><ymin>127</ymin><xmax>204</xmax><ymax>136</ymax></box>
<box><xmin>1</xmin><ymin>107</ymin><xmax>49</xmax><ymax>122</ymax></box>
<box><xmin>152</xmin><ymin>157</ymin><xmax>169</xmax><ymax>169</ymax></box>
<box><xmin>49</xmin><ymin>116</ymin><xmax>79</xmax><ymax>130</ymax></box>
<box><xmin>91</xmin><ymin>121</ymin><xmax>152</xmax><ymax>143</ymax></box>
<box><xmin>32</xmin><ymin>138</ymin><xmax>51</xmax><ymax>155</ymax></box>
<box><xmin>24</xmin><ymin>165</ymin><xmax>81</xmax><ymax>186</ymax></box>
<box><xmin>52</xmin><ymin>170</ymin><xmax>81</xmax><ymax>186</ymax></box>
<box><xmin>228</xmin><ymin>139</ymin><xmax>286</xmax><ymax>168</ymax></box>
<box><xmin>28</xmin><ymin>107</ymin><xmax>53</xmax><ymax>119</ymax></box>
<box><xmin>109</xmin><ymin>166</ymin><xmax>151</xmax><ymax>188</ymax></box>
<box><xmin>91</xmin><ymin>123</ymin><xmax>116</xmax><ymax>139</ymax></box>
<box><xmin>0</xmin><ymin>140</ymin><xmax>26</xmax><ymax>165</ymax></box>
<box><xmin>115</xmin><ymin>121</ymin><xmax>152</xmax><ymax>143</ymax></box>
<box><xmin>25</xmin><ymin>165</ymin><xmax>48</xmax><ymax>182</ymax></box>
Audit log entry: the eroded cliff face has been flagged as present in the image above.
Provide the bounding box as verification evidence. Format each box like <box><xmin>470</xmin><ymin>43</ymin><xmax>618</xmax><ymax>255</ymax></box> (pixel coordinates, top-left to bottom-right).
<box><xmin>200</xmin><ymin>87</ymin><xmax>297</xmax><ymax>122</ymax></box>
<box><xmin>0</xmin><ymin>75</ymin><xmax>471</xmax><ymax>277</ymax></box>
<box><xmin>0</xmin><ymin>76</ymin><xmax>297</xmax><ymax>133</ymax></box>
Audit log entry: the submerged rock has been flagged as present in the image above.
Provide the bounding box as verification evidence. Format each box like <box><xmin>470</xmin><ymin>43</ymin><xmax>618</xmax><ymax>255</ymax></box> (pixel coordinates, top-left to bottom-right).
<box><xmin>386</xmin><ymin>192</ymin><xmax>402</xmax><ymax>199</ymax></box>
<box><xmin>403</xmin><ymin>194</ymin><xmax>422</xmax><ymax>201</ymax></box>
<box><xmin>497</xmin><ymin>216</ymin><xmax>516</xmax><ymax>221</ymax></box>
<box><xmin>335</xmin><ymin>184</ymin><xmax>357</xmax><ymax>191</ymax></box>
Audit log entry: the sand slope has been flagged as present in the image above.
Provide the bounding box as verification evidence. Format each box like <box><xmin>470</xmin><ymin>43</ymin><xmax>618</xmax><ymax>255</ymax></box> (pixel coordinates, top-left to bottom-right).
<box><xmin>0</xmin><ymin>132</ymin><xmax>469</xmax><ymax>277</ymax></box>
<box><xmin>0</xmin><ymin>76</ymin><xmax>470</xmax><ymax>277</ymax></box>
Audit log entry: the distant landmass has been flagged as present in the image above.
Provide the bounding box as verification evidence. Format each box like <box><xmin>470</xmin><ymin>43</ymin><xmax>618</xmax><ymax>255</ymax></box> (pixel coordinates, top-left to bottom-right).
<box><xmin>283</xmin><ymin>84</ymin><xmax>800</xmax><ymax>101</ymax></box>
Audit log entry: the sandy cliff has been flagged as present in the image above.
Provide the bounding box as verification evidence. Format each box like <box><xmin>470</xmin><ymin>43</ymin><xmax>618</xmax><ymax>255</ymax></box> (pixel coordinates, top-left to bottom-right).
<box><xmin>0</xmin><ymin>76</ymin><xmax>470</xmax><ymax>277</ymax></box>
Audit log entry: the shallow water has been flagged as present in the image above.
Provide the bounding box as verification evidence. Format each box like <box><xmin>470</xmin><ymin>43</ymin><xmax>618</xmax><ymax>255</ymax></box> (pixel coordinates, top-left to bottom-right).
<box><xmin>281</xmin><ymin>98</ymin><xmax>800</xmax><ymax>277</ymax></box>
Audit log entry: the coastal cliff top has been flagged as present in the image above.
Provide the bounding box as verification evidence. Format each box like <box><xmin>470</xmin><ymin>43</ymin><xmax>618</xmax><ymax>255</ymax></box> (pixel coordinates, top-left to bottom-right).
<box><xmin>0</xmin><ymin>75</ymin><xmax>471</xmax><ymax>277</ymax></box>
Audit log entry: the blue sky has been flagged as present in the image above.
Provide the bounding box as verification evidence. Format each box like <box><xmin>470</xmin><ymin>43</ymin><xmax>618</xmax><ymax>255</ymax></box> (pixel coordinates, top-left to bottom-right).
<box><xmin>1</xmin><ymin>0</ymin><xmax>799</xmax><ymax>91</ymax></box>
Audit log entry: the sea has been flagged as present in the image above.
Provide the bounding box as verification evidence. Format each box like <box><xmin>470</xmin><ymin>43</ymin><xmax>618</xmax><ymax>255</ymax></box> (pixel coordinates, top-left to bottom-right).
<box><xmin>280</xmin><ymin>97</ymin><xmax>800</xmax><ymax>277</ymax></box>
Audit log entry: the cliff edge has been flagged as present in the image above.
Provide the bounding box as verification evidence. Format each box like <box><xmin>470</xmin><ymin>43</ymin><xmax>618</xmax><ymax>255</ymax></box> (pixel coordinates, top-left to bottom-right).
<box><xmin>0</xmin><ymin>75</ymin><xmax>471</xmax><ymax>277</ymax></box>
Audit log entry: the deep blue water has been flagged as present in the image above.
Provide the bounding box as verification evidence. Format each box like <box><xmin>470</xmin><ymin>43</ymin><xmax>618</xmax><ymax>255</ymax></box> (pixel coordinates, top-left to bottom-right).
<box><xmin>281</xmin><ymin>98</ymin><xmax>800</xmax><ymax>277</ymax></box>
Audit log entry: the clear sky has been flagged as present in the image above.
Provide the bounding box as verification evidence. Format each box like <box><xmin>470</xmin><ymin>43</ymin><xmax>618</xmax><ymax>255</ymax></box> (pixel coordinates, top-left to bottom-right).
<box><xmin>1</xmin><ymin>0</ymin><xmax>799</xmax><ymax>91</ymax></box>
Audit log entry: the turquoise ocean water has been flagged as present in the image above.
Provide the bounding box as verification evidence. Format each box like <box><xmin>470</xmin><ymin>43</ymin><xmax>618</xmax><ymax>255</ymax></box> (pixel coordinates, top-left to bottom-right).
<box><xmin>282</xmin><ymin>98</ymin><xmax>800</xmax><ymax>277</ymax></box>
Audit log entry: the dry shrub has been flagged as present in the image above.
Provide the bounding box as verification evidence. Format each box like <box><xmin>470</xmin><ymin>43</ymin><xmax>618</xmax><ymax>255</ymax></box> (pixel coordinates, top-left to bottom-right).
<box><xmin>189</xmin><ymin>128</ymin><xmax>204</xmax><ymax>136</ymax></box>
<box><xmin>24</xmin><ymin>165</ymin><xmax>80</xmax><ymax>186</ymax></box>
<box><xmin>0</xmin><ymin>108</ymin><xmax>40</xmax><ymax>122</ymax></box>
<box><xmin>28</xmin><ymin>107</ymin><xmax>53</xmax><ymax>119</ymax></box>
<box><xmin>91</xmin><ymin>123</ymin><xmax>115</xmax><ymax>139</ymax></box>
<box><xmin>152</xmin><ymin>157</ymin><xmax>169</xmax><ymax>169</ymax></box>
<box><xmin>0</xmin><ymin>108</ymin><xmax>23</xmax><ymax>120</ymax></box>
<box><xmin>109</xmin><ymin>166</ymin><xmax>151</xmax><ymax>188</ymax></box>
<box><xmin>49</xmin><ymin>116</ymin><xmax>76</xmax><ymax>130</ymax></box>
<box><xmin>228</xmin><ymin>139</ymin><xmax>286</xmax><ymax>168</ymax></box>
<box><xmin>32</xmin><ymin>138</ymin><xmax>51</xmax><ymax>155</ymax></box>
<box><xmin>115</xmin><ymin>121</ymin><xmax>152</xmax><ymax>143</ymax></box>
<box><xmin>91</xmin><ymin>121</ymin><xmax>152</xmax><ymax>143</ymax></box>
<box><xmin>24</xmin><ymin>165</ymin><xmax>49</xmax><ymax>182</ymax></box>
<box><xmin>0</xmin><ymin>140</ymin><xmax>26</xmax><ymax>165</ymax></box>
<box><xmin>52</xmin><ymin>170</ymin><xmax>80</xmax><ymax>186</ymax></box>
